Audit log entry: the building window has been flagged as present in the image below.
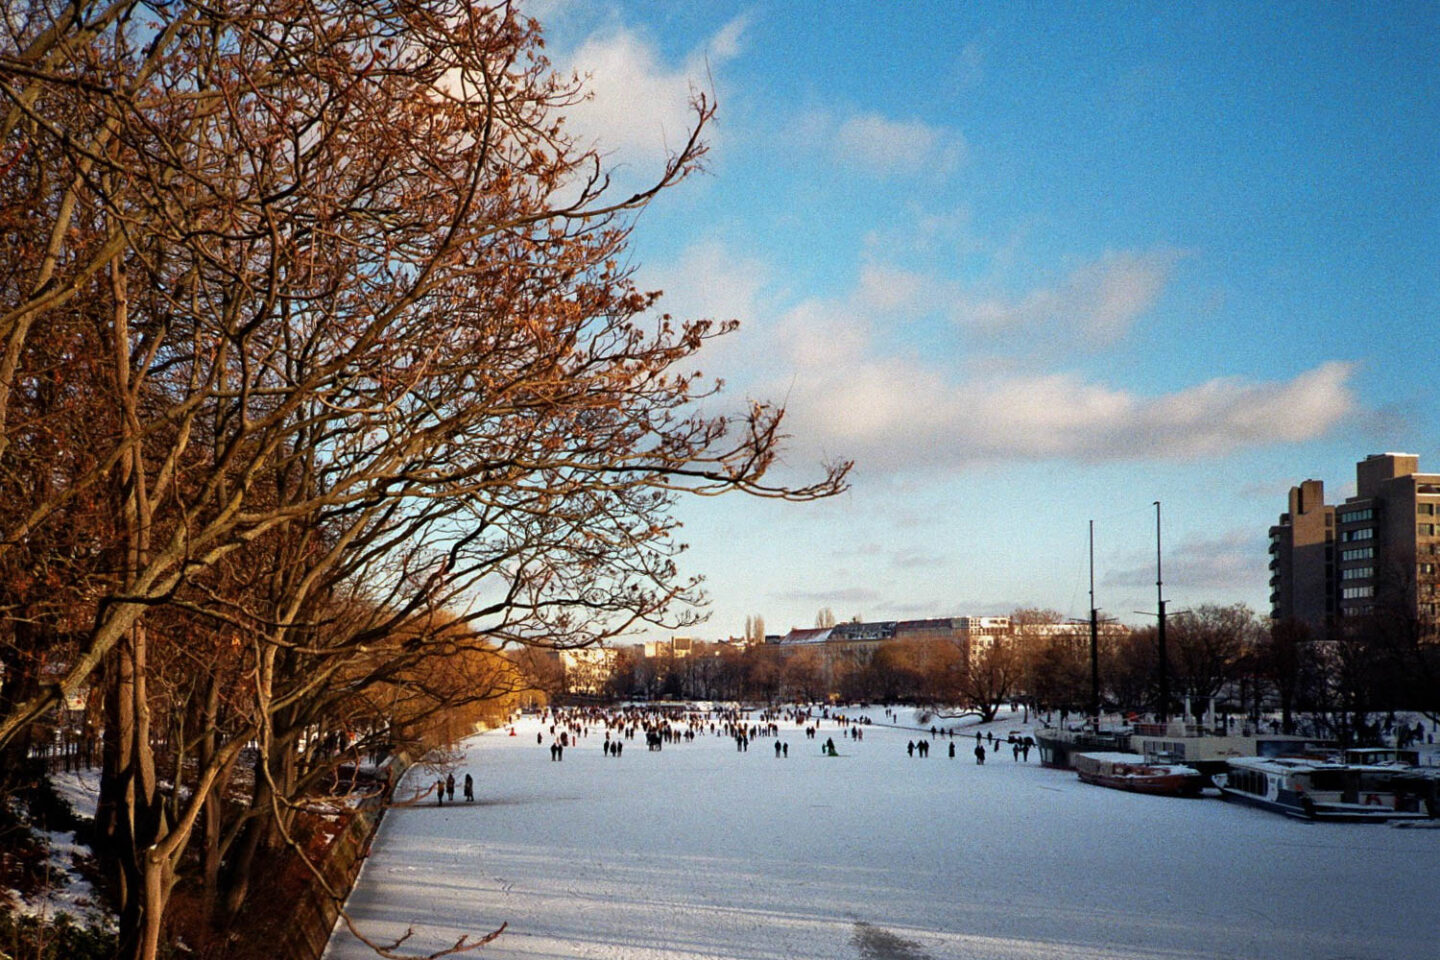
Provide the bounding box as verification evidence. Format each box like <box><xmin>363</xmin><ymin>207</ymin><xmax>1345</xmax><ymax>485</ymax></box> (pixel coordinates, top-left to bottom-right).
<box><xmin>1421</xmin><ymin>523</ymin><xmax>1437</xmax><ymax>537</ymax></box>
<box><xmin>1341</xmin><ymin>567</ymin><xmax>1373</xmax><ymax>580</ymax></box>
<box><xmin>1340</xmin><ymin>546</ymin><xmax>1374</xmax><ymax>562</ymax></box>
<box><xmin>1420</xmin><ymin>503</ymin><xmax>1436</xmax><ymax>516</ymax></box>
<box><xmin>1340</xmin><ymin>527</ymin><xmax>1375</xmax><ymax>542</ymax></box>
<box><xmin>1342</xmin><ymin>585</ymin><xmax>1375</xmax><ymax>600</ymax></box>
<box><xmin>1421</xmin><ymin>563</ymin><xmax>1437</xmax><ymax>576</ymax></box>
<box><xmin>1339</xmin><ymin>508</ymin><xmax>1374</xmax><ymax>523</ymax></box>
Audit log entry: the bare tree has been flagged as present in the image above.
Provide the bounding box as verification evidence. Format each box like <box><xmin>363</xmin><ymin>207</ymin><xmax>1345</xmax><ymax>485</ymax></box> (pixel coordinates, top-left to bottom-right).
<box><xmin>0</xmin><ymin>3</ymin><xmax>848</xmax><ymax>958</ymax></box>
<box><xmin>1254</xmin><ymin>617</ymin><xmax>1323</xmax><ymax>734</ymax></box>
<box><xmin>1167</xmin><ymin>604</ymin><xmax>1261</xmax><ymax>717</ymax></box>
<box><xmin>780</xmin><ymin>646</ymin><xmax>828</xmax><ymax>702</ymax></box>
<box><xmin>1010</xmin><ymin>609</ymin><xmax>1087</xmax><ymax>715</ymax></box>
<box><xmin>959</xmin><ymin>637</ymin><xmax>1022</xmax><ymax>723</ymax></box>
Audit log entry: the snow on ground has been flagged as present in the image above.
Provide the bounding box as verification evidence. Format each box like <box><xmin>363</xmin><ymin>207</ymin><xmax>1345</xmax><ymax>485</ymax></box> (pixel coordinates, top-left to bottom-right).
<box><xmin>49</xmin><ymin>766</ymin><xmax>101</xmax><ymax>822</ymax></box>
<box><xmin>8</xmin><ymin>765</ymin><xmax>107</xmax><ymax>928</ymax></box>
<box><xmin>324</xmin><ymin>707</ymin><xmax>1440</xmax><ymax>960</ymax></box>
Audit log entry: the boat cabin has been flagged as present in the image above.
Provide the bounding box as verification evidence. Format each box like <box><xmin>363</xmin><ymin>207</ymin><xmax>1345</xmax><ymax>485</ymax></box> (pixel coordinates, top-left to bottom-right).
<box><xmin>1219</xmin><ymin>756</ymin><xmax>1435</xmax><ymax>822</ymax></box>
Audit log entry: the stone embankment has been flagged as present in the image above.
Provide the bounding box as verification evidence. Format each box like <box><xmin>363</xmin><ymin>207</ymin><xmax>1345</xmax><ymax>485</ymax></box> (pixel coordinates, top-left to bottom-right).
<box><xmin>279</xmin><ymin>754</ymin><xmax>412</xmax><ymax>960</ymax></box>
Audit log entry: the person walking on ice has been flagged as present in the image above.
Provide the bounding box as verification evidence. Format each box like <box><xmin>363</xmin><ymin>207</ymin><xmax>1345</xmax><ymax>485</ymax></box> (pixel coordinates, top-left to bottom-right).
<box><xmin>463</xmin><ymin>773</ymin><xmax>474</xmax><ymax>802</ymax></box>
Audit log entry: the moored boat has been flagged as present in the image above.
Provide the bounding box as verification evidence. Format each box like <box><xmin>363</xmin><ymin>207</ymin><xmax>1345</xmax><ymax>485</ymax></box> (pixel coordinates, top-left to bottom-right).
<box><xmin>1035</xmin><ymin>725</ymin><xmax>1133</xmax><ymax>770</ymax></box>
<box><xmin>1130</xmin><ymin>718</ymin><xmax>1331</xmax><ymax>778</ymax></box>
<box><xmin>1072</xmin><ymin>751</ymin><xmax>1208</xmax><ymax>797</ymax></box>
<box><xmin>1217</xmin><ymin>755</ymin><xmax>1437</xmax><ymax>822</ymax></box>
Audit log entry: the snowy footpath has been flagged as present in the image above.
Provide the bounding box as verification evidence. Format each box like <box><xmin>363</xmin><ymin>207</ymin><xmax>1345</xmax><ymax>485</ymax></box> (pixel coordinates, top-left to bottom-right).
<box><xmin>324</xmin><ymin>708</ymin><xmax>1440</xmax><ymax>960</ymax></box>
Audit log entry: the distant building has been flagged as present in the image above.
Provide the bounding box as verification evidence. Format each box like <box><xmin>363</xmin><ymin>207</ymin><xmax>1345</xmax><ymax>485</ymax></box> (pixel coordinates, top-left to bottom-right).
<box><xmin>1268</xmin><ymin>478</ymin><xmax>1335</xmax><ymax>637</ymax></box>
<box><xmin>1270</xmin><ymin>453</ymin><xmax>1440</xmax><ymax>639</ymax></box>
<box><xmin>775</xmin><ymin>616</ymin><xmax>1002</xmax><ymax>666</ymax></box>
<box><xmin>643</xmin><ymin>636</ymin><xmax>694</xmax><ymax>659</ymax></box>
<box><xmin>559</xmin><ymin>647</ymin><xmax>620</xmax><ymax>696</ymax></box>
<box><xmin>951</xmin><ymin>616</ymin><xmax>1012</xmax><ymax>656</ymax></box>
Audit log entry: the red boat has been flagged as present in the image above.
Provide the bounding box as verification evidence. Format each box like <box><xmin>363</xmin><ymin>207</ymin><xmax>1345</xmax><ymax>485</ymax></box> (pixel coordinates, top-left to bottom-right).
<box><xmin>1072</xmin><ymin>752</ymin><xmax>1209</xmax><ymax>797</ymax></box>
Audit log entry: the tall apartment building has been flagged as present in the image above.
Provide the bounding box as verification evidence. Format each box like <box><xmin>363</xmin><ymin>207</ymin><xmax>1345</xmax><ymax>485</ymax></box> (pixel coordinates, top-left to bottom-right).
<box><xmin>1268</xmin><ymin>478</ymin><xmax>1335</xmax><ymax>636</ymax></box>
<box><xmin>1270</xmin><ymin>453</ymin><xmax>1440</xmax><ymax>639</ymax></box>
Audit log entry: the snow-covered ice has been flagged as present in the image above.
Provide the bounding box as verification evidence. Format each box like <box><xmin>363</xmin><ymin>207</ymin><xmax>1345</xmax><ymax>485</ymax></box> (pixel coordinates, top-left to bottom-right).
<box><xmin>324</xmin><ymin>708</ymin><xmax>1440</xmax><ymax>960</ymax></box>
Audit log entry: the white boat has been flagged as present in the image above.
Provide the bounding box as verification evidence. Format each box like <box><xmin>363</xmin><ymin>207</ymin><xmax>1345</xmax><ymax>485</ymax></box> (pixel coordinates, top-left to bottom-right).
<box><xmin>1217</xmin><ymin>755</ymin><xmax>1437</xmax><ymax>822</ymax></box>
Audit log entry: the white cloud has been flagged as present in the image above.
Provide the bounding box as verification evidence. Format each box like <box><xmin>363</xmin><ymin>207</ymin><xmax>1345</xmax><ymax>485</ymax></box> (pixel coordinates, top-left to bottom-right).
<box><xmin>646</xmin><ymin>238</ymin><xmax>768</xmax><ymax>326</ymax></box>
<box><xmin>857</xmin><ymin>262</ymin><xmax>931</xmax><ymax>313</ymax></box>
<box><xmin>1104</xmin><ymin>529</ymin><xmax>1267</xmax><ymax>594</ymax></box>
<box><xmin>953</xmin><ymin>249</ymin><xmax>1186</xmax><ymax>346</ymax></box>
<box><xmin>708</xmin><ymin>14</ymin><xmax>749</xmax><ymax>61</ymax></box>
<box><xmin>566</xmin><ymin>30</ymin><xmax>702</xmax><ymax>167</ymax></box>
<box><xmin>655</xmin><ymin>238</ymin><xmax>1355</xmax><ymax>475</ymax></box>
<box><xmin>772</xmin><ymin>585</ymin><xmax>886</xmax><ymax>607</ymax></box>
<box><xmin>637</xmin><ymin>238</ymin><xmax>773</xmax><ymax>383</ymax></box>
<box><xmin>836</xmin><ymin>112</ymin><xmax>966</xmax><ymax>175</ymax></box>
<box><xmin>792</xmin><ymin>110</ymin><xmax>965</xmax><ymax>177</ymax></box>
<box><xmin>768</xmin><ymin>291</ymin><xmax>1356</xmax><ymax>470</ymax></box>
<box><xmin>553</xmin><ymin>16</ymin><xmax>748</xmax><ymax>188</ymax></box>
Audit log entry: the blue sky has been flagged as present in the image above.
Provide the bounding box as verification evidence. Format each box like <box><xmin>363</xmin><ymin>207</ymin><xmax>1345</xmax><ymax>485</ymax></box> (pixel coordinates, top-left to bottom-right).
<box><xmin>527</xmin><ymin>1</ymin><xmax>1438</xmax><ymax>637</ymax></box>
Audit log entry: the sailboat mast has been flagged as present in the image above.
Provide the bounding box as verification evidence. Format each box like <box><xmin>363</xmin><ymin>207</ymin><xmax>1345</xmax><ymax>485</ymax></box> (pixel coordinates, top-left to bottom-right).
<box><xmin>1089</xmin><ymin>520</ymin><xmax>1100</xmax><ymax>728</ymax></box>
<box><xmin>1155</xmin><ymin>501</ymin><xmax>1170</xmax><ymax>723</ymax></box>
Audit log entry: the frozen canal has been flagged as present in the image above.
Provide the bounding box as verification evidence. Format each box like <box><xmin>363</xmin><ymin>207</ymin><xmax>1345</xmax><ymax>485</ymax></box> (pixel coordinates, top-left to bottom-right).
<box><xmin>325</xmin><ymin>708</ymin><xmax>1439</xmax><ymax>960</ymax></box>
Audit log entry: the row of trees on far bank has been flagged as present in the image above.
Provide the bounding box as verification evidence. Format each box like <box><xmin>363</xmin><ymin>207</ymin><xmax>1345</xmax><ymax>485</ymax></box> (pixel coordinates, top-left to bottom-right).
<box><xmin>597</xmin><ymin>604</ymin><xmax>1440</xmax><ymax>740</ymax></box>
<box><xmin>0</xmin><ymin>3</ymin><xmax>846</xmax><ymax>959</ymax></box>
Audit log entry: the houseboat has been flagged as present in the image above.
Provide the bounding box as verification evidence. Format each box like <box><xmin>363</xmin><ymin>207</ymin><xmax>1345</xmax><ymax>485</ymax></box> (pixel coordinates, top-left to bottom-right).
<box><xmin>1343</xmin><ymin>746</ymin><xmax>1421</xmax><ymax>767</ymax></box>
<box><xmin>1217</xmin><ymin>755</ymin><xmax>1436</xmax><ymax>822</ymax></box>
<box><xmin>1130</xmin><ymin>718</ymin><xmax>1331</xmax><ymax>778</ymax></box>
<box><xmin>1072</xmin><ymin>752</ymin><xmax>1209</xmax><ymax>797</ymax></box>
<box><xmin>1036</xmin><ymin>726</ymin><xmax>1133</xmax><ymax>769</ymax></box>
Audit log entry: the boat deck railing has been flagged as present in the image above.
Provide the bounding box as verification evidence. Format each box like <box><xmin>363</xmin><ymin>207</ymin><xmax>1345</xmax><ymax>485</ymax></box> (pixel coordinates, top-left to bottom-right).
<box><xmin>1132</xmin><ymin>721</ymin><xmax>1209</xmax><ymax>738</ymax></box>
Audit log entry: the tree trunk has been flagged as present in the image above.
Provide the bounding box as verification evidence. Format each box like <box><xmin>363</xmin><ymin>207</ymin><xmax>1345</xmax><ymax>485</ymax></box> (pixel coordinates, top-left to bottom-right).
<box><xmin>222</xmin><ymin>751</ymin><xmax>278</xmax><ymax>923</ymax></box>
<box><xmin>0</xmin><ymin>629</ymin><xmax>39</xmax><ymax>793</ymax></box>
<box><xmin>198</xmin><ymin>675</ymin><xmax>226</xmax><ymax>938</ymax></box>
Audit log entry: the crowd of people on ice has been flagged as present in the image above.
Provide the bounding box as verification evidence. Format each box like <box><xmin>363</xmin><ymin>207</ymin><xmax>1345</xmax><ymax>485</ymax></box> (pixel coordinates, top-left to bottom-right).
<box><xmin>521</xmin><ymin>703</ymin><xmax>1039</xmax><ymax>767</ymax></box>
<box><xmin>431</xmin><ymin>703</ymin><xmax>1043</xmax><ymax>804</ymax></box>
<box><xmin>522</xmin><ymin>703</ymin><xmax>885</xmax><ymax>757</ymax></box>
